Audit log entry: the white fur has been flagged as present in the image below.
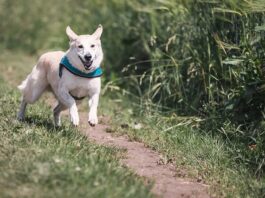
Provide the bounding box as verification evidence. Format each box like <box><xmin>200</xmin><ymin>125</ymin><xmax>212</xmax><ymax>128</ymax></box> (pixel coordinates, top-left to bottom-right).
<box><xmin>17</xmin><ymin>25</ymin><xmax>104</xmax><ymax>127</ymax></box>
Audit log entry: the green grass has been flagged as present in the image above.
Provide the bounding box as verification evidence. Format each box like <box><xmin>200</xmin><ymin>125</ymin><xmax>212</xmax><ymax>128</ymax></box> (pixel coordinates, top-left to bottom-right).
<box><xmin>0</xmin><ymin>54</ymin><xmax>153</xmax><ymax>198</ymax></box>
<box><xmin>1</xmin><ymin>1</ymin><xmax>265</xmax><ymax>197</ymax></box>
<box><xmin>103</xmin><ymin>98</ymin><xmax>265</xmax><ymax>198</ymax></box>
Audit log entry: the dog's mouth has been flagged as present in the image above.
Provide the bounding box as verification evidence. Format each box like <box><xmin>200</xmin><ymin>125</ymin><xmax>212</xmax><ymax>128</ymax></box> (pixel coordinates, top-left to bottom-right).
<box><xmin>78</xmin><ymin>56</ymin><xmax>93</xmax><ymax>70</ymax></box>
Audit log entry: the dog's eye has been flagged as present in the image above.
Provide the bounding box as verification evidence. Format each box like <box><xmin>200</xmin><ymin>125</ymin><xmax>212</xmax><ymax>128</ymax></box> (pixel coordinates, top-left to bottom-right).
<box><xmin>91</xmin><ymin>44</ymin><xmax>95</xmax><ymax>48</ymax></box>
<box><xmin>78</xmin><ymin>45</ymin><xmax>83</xmax><ymax>49</ymax></box>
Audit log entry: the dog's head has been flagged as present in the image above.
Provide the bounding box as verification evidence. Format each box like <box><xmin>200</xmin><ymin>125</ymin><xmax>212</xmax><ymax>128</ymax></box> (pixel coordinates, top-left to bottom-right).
<box><xmin>66</xmin><ymin>25</ymin><xmax>103</xmax><ymax>72</ymax></box>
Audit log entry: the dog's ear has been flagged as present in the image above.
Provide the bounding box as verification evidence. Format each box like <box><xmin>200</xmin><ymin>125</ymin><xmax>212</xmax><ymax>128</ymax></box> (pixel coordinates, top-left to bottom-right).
<box><xmin>66</xmin><ymin>26</ymin><xmax>78</xmax><ymax>41</ymax></box>
<box><xmin>92</xmin><ymin>24</ymin><xmax>103</xmax><ymax>40</ymax></box>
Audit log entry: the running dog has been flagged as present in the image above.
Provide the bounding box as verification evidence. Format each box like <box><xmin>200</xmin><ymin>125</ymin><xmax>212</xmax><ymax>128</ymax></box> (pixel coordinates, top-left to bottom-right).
<box><xmin>17</xmin><ymin>25</ymin><xmax>103</xmax><ymax>127</ymax></box>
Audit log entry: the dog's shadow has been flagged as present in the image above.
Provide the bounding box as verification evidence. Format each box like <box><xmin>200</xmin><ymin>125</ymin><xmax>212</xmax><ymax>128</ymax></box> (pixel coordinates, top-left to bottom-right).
<box><xmin>23</xmin><ymin>114</ymin><xmax>73</xmax><ymax>135</ymax></box>
<box><xmin>25</xmin><ymin>116</ymin><xmax>53</xmax><ymax>128</ymax></box>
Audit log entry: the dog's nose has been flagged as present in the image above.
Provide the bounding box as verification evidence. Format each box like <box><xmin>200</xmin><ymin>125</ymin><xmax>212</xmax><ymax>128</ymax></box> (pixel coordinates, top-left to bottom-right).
<box><xmin>84</xmin><ymin>54</ymin><xmax>92</xmax><ymax>61</ymax></box>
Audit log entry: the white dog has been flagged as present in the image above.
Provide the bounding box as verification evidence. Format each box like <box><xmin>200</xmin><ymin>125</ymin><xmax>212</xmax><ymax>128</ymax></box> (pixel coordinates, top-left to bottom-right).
<box><xmin>17</xmin><ymin>25</ymin><xmax>104</xmax><ymax>127</ymax></box>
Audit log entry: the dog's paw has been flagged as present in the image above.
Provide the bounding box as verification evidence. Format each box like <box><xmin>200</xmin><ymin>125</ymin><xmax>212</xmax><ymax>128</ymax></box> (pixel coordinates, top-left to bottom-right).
<box><xmin>54</xmin><ymin>119</ymin><xmax>61</xmax><ymax>127</ymax></box>
<box><xmin>17</xmin><ymin>114</ymin><xmax>25</xmax><ymax>121</ymax></box>
<box><xmin>54</xmin><ymin>114</ymin><xmax>61</xmax><ymax>127</ymax></box>
<box><xmin>70</xmin><ymin>113</ymin><xmax>79</xmax><ymax>126</ymax></box>
<box><xmin>88</xmin><ymin>113</ymin><xmax>98</xmax><ymax>127</ymax></box>
<box><xmin>69</xmin><ymin>105</ymin><xmax>79</xmax><ymax>126</ymax></box>
<box><xmin>71</xmin><ymin>116</ymin><xmax>79</xmax><ymax>126</ymax></box>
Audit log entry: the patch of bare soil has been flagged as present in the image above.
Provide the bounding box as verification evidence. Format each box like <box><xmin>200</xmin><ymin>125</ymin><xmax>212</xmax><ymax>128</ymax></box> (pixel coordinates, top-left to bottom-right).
<box><xmin>80</xmin><ymin>114</ymin><xmax>209</xmax><ymax>198</ymax></box>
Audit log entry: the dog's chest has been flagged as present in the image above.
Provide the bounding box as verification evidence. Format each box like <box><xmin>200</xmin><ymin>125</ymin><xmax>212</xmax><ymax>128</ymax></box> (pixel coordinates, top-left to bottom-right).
<box><xmin>65</xmin><ymin>76</ymin><xmax>101</xmax><ymax>98</ymax></box>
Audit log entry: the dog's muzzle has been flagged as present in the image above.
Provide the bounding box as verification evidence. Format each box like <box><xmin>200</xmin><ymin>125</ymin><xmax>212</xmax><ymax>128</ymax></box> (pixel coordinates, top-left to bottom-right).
<box><xmin>79</xmin><ymin>55</ymin><xmax>93</xmax><ymax>70</ymax></box>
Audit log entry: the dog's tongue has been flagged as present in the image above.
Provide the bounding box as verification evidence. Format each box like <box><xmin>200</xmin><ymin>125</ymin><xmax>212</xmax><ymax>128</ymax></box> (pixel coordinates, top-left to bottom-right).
<box><xmin>78</xmin><ymin>55</ymin><xmax>93</xmax><ymax>70</ymax></box>
<box><xmin>84</xmin><ymin>61</ymin><xmax>92</xmax><ymax>70</ymax></box>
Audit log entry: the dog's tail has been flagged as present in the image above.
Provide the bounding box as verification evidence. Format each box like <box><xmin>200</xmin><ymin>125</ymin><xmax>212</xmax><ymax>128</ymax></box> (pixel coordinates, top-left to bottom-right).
<box><xmin>18</xmin><ymin>75</ymin><xmax>30</xmax><ymax>92</ymax></box>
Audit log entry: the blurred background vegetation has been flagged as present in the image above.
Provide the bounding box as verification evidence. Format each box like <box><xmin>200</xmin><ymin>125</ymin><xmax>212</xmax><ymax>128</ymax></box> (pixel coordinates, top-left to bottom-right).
<box><xmin>1</xmin><ymin>0</ymin><xmax>265</xmax><ymax>180</ymax></box>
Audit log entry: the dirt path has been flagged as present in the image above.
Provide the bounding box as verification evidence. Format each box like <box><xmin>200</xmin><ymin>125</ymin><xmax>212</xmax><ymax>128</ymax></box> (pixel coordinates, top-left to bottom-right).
<box><xmin>78</xmin><ymin>114</ymin><xmax>209</xmax><ymax>198</ymax></box>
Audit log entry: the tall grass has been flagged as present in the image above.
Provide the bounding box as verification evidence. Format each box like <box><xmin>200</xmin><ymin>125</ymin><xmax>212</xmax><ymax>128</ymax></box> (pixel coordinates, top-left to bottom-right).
<box><xmin>121</xmin><ymin>0</ymin><xmax>265</xmax><ymax>177</ymax></box>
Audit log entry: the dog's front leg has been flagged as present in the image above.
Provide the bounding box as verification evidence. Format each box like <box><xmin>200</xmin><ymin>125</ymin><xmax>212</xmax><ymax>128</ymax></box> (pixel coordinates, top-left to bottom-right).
<box><xmin>58</xmin><ymin>85</ymin><xmax>79</xmax><ymax>126</ymax></box>
<box><xmin>88</xmin><ymin>93</ymin><xmax>99</xmax><ymax>126</ymax></box>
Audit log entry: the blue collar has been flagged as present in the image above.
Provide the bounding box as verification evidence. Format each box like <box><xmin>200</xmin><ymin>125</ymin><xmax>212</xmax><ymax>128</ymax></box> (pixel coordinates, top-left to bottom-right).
<box><xmin>59</xmin><ymin>56</ymin><xmax>102</xmax><ymax>78</ymax></box>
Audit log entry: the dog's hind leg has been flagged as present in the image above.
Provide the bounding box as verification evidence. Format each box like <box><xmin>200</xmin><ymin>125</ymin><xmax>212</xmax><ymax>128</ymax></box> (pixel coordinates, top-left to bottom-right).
<box><xmin>22</xmin><ymin>71</ymin><xmax>48</xmax><ymax>104</ymax></box>
<box><xmin>53</xmin><ymin>102</ymin><xmax>67</xmax><ymax>126</ymax></box>
<box><xmin>17</xmin><ymin>99</ymin><xmax>27</xmax><ymax>121</ymax></box>
<box><xmin>17</xmin><ymin>64</ymin><xmax>48</xmax><ymax>120</ymax></box>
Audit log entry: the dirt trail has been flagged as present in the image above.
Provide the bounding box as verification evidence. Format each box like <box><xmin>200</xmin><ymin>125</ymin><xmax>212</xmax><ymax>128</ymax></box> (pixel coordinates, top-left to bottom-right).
<box><xmin>79</xmin><ymin>113</ymin><xmax>209</xmax><ymax>198</ymax></box>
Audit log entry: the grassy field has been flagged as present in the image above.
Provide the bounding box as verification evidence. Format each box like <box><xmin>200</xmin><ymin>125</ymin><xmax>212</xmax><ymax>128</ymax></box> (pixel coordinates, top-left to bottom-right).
<box><xmin>1</xmin><ymin>0</ymin><xmax>265</xmax><ymax>197</ymax></box>
<box><xmin>0</xmin><ymin>53</ymin><xmax>153</xmax><ymax>198</ymax></box>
